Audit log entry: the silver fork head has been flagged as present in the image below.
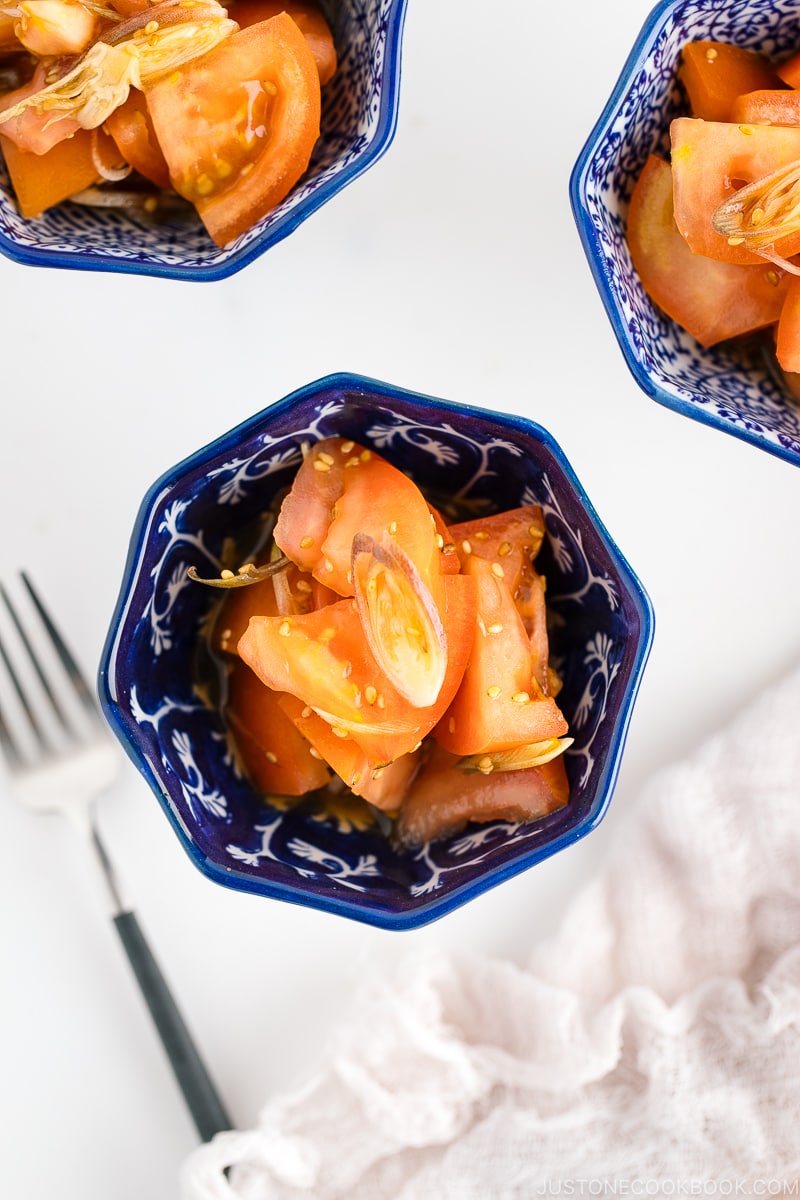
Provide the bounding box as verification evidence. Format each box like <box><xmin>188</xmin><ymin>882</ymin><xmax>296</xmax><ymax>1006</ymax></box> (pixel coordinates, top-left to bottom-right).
<box><xmin>0</xmin><ymin>573</ymin><xmax>119</xmax><ymax>816</ymax></box>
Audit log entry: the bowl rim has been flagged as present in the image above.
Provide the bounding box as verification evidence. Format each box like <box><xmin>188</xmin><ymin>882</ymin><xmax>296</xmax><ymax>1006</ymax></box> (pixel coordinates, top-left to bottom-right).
<box><xmin>97</xmin><ymin>371</ymin><xmax>655</xmax><ymax>929</ymax></box>
<box><xmin>0</xmin><ymin>0</ymin><xmax>409</xmax><ymax>282</ymax></box>
<box><xmin>568</xmin><ymin>0</ymin><xmax>800</xmax><ymax>471</ymax></box>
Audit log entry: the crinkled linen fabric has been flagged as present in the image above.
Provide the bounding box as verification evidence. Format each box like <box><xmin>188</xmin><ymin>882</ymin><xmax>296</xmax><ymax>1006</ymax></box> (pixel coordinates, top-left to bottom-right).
<box><xmin>181</xmin><ymin>665</ymin><xmax>800</xmax><ymax>1198</ymax></box>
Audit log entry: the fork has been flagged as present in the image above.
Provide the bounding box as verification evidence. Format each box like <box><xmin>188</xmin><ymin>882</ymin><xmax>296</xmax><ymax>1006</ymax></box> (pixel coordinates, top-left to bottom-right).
<box><xmin>0</xmin><ymin>572</ymin><xmax>232</xmax><ymax>1144</ymax></box>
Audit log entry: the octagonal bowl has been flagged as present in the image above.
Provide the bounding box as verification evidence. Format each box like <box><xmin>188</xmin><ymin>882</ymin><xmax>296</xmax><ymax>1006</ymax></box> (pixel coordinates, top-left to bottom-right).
<box><xmin>98</xmin><ymin>373</ymin><xmax>654</xmax><ymax>930</ymax></box>
<box><xmin>570</xmin><ymin>0</ymin><xmax>800</xmax><ymax>467</ymax></box>
<box><xmin>0</xmin><ymin>0</ymin><xmax>407</xmax><ymax>281</ymax></box>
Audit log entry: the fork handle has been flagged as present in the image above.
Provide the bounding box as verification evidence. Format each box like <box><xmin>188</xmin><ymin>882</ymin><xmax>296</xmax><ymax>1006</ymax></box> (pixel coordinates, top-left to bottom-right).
<box><xmin>113</xmin><ymin>910</ymin><xmax>233</xmax><ymax>1142</ymax></box>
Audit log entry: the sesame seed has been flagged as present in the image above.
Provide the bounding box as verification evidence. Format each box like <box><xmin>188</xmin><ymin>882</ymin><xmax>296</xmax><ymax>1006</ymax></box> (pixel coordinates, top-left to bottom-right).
<box><xmin>301</xmin><ymin>706</ymin><xmax>312</xmax><ymax>718</ymax></box>
<box><xmin>477</xmin><ymin>615</ymin><xmax>487</xmax><ymax>637</ymax></box>
<box><xmin>487</xmin><ymin>685</ymin><xmax>501</xmax><ymax>699</ymax></box>
<box><xmin>389</xmin><ymin>520</ymin><xmax>398</xmax><ymax>535</ymax></box>
<box><xmin>512</xmin><ymin>691</ymin><xmax>530</xmax><ymax>704</ymax></box>
<box><xmin>474</xmin><ymin>530</ymin><xmax>490</xmax><ymax>541</ymax></box>
<box><xmin>448</xmin><ymin>717</ymin><xmax>456</xmax><ymax>733</ymax></box>
<box><xmin>360</xmin><ymin>450</ymin><xmax>372</xmax><ymax>461</ymax></box>
<box><xmin>372</xmin><ymin>767</ymin><xmax>384</xmax><ymax>780</ymax></box>
<box><xmin>352</xmin><ymin>772</ymin><xmax>361</xmax><ymax>786</ymax></box>
<box><xmin>295</xmin><ymin>579</ymin><xmax>312</xmax><ymax>593</ymax></box>
<box><xmin>344</xmin><ymin>457</ymin><xmax>360</xmax><ymax>468</ymax></box>
<box><xmin>309</xmin><ymin>747</ymin><xmax>323</xmax><ymax>759</ymax></box>
<box><xmin>319</xmin><ymin>627</ymin><xmax>335</xmax><ymax>643</ymax></box>
<box><xmin>487</xmin><ymin>623</ymin><xmax>503</xmax><ymax>634</ymax></box>
<box><xmin>313</xmin><ymin>458</ymin><xmax>331</xmax><ymax>472</ymax></box>
<box><xmin>324</xmin><ymin>558</ymin><xmax>334</xmax><ymax>573</ymax></box>
<box><xmin>376</xmin><ymin>694</ymin><xmax>385</xmax><ymax>709</ymax></box>
<box><xmin>365</xmin><ymin>685</ymin><xmax>377</xmax><ymax>705</ymax></box>
<box><xmin>435</xmin><ymin>533</ymin><xmax>444</xmax><ymax>548</ymax></box>
<box><xmin>221</xmin><ymin>568</ymin><xmax>234</xmax><ymax>579</ymax></box>
<box><xmin>341</xmin><ymin>440</ymin><xmax>355</xmax><ymax>453</ymax></box>
<box><xmin>491</xmin><ymin>562</ymin><xmax>505</xmax><ymax>578</ymax></box>
<box><xmin>332</xmin><ymin>726</ymin><xmax>348</xmax><ymax>739</ymax></box>
<box><xmin>318</xmin><ymin>451</ymin><xmax>335</xmax><ymax>465</ymax></box>
<box><xmin>279</xmin><ymin>621</ymin><xmax>291</xmax><ymax>637</ymax></box>
<box><xmin>477</xmin><ymin>756</ymin><xmax>494</xmax><ymax>775</ymax></box>
<box><xmin>342</xmin><ymin>661</ymin><xmax>352</xmax><ymax>678</ymax></box>
<box><xmin>498</xmin><ymin>541</ymin><xmax>512</xmax><ymax>557</ymax></box>
<box><xmin>265</xmin><ymin>751</ymin><xmax>278</xmax><ymax>763</ymax></box>
<box><xmin>727</xmin><ymin>236</ymin><xmax>745</xmax><ymax>246</ymax></box>
<box><xmin>461</xmin><ymin>539</ymin><xmax>472</xmax><ymax>555</ymax></box>
<box><xmin>264</xmin><ymin>80</ymin><xmax>277</xmax><ymax>96</ymax></box>
<box><xmin>238</xmin><ymin>562</ymin><xmax>256</xmax><ymax>575</ymax></box>
<box><xmin>299</xmin><ymin>535</ymin><xmax>314</xmax><ymax>549</ymax></box>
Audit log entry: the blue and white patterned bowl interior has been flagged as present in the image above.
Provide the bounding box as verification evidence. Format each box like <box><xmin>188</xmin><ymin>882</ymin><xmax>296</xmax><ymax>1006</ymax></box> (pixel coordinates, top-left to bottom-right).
<box><xmin>571</xmin><ymin>0</ymin><xmax>800</xmax><ymax>466</ymax></box>
<box><xmin>0</xmin><ymin>0</ymin><xmax>407</xmax><ymax>280</ymax></box>
<box><xmin>99</xmin><ymin>374</ymin><xmax>654</xmax><ymax>929</ymax></box>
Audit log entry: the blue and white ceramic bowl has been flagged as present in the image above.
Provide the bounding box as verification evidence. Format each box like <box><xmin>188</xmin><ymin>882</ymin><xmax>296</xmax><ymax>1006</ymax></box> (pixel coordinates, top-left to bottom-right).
<box><xmin>571</xmin><ymin>0</ymin><xmax>800</xmax><ymax>467</ymax></box>
<box><xmin>98</xmin><ymin>373</ymin><xmax>654</xmax><ymax>929</ymax></box>
<box><xmin>0</xmin><ymin>0</ymin><xmax>407</xmax><ymax>281</ymax></box>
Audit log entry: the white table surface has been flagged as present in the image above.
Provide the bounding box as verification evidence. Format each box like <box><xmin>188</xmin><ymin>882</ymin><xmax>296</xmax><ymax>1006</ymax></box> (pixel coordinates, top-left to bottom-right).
<box><xmin>2</xmin><ymin>1</ymin><xmax>800</xmax><ymax>1195</ymax></box>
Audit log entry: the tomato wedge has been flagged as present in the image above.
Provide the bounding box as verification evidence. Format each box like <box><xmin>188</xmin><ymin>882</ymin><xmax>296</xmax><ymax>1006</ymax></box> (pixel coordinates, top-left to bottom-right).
<box><xmin>144</xmin><ymin>12</ymin><xmax>321</xmax><ymax>246</ymax></box>
<box><xmin>776</xmin><ymin>275</ymin><xmax>800</xmax><ymax>372</ymax></box>
<box><xmin>104</xmin><ymin>89</ymin><xmax>171</xmax><ymax>190</ymax></box>
<box><xmin>397</xmin><ymin>741</ymin><xmax>569</xmax><ymax>847</ymax></box>
<box><xmin>670</xmin><ymin>117</ymin><xmax>800</xmax><ymax>266</ymax></box>
<box><xmin>678</xmin><ymin>40</ymin><xmax>784</xmax><ymax>122</ymax></box>
<box><xmin>0</xmin><ymin>126</ymin><xmax>126</xmax><ymax>217</ymax></box>
<box><xmin>628</xmin><ymin>154</ymin><xmax>790</xmax><ymax>346</ymax></box>
<box><xmin>228</xmin><ymin>0</ymin><xmax>337</xmax><ymax>86</ymax></box>
<box><xmin>238</xmin><ymin>573</ymin><xmax>476</xmax><ymax>768</ymax></box>
<box><xmin>730</xmin><ymin>89</ymin><xmax>800</xmax><ymax>127</ymax></box>
<box><xmin>448</xmin><ymin>504</ymin><xmax>545</xmax><ymax>594</ymax></box>
<box><xmin>274</xmin><ymin>437</ymin><xmax>444</xmax><ymax>600</ymax></box>
<box><xmin>434</xmin><ymin>556</ymin><xmax>568</xmax><ymax>757</ymax></box>
<box><xmin>225</xmin><ymin>658</ymin><xmax>331</xmax><ymax>795</ymax></box>
<box><xmin>279</xmin><ymin>694</ymin><xmax>421</xmax><ymax>812</ymax></box>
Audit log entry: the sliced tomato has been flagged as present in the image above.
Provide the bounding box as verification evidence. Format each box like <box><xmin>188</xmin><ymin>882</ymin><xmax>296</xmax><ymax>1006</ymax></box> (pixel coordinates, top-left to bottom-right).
<box><xmin>228</xmin><ymin>0</ymin><xmax>337</xmax><ymax>85</ymax></box>
<box><xmin>397</xmin><ymin>741</ymin><xmax>569</xmax><ymax>847</ymax></box>
<box><xmin>104</xmin><ymin>89</ymin><xmax>171</xmax><ymax>189</ymax></box>
<box><xmin>225</xmin><ymin>658</ymin><xmax>331</xmax><ymax>795</ymax></box>
<box><xmin>273</xmin><ymin>438</ymin><xmax>444</xmax><ymax>599</ymax></box>
<box><xmin>144</xmin><ymin>12</ymin><xmax>321</xmax><ymax>246</ymax></box>
<box><xmin>434</xmin><ymin>556</ymin><xmax>568</xmax><ymax>757</ymax></box>
<box><xmin>0</xmin><ymin>126</ymin><xmax>126</xmax><ymax>217</ymax></box>
<box><xmin>238</xmin><ymin>573</ymin><xmax>476</xmax><ymax>768</ymax></box>
<box><xmin>211</xmin><ymin>575</ymin><xmax>280</xmax><ymax>655</ymax></box>
<box><xmin>670</xmin><ymin>117</ymin><xmax>800</xmax><ymax>265</ymax></box>
<box><xmin>776</xmin><ymin>49</ymin><xmax>800</xmax><ymax>89</ymax></box>
<box><xmin>448</xmin><ymin>504</ymin><xmax>545</xmax><ymax>594</ymax></box>
<box><xmin>679</xmin><ymin>40</ymin><xmax>784</xmax><ymax>122</ymax></box>
<box><xmin>628</xmin><ymin>154</ymin><xmax>790</xmax><ymax>346</ymax></box>
<box><xmin>730</xmin><ymin>88</ymin><xmax>800</xmax><ymax>126</ymax></box>
<box><xmin>279</xmin><ymin>694</ymin><xmax>421</xmax><ymax>812</ymax></box>
<box><xmin>776</xmin><ymin>276</ymin><xmax>800</xmax><ymax>372</ymax></box>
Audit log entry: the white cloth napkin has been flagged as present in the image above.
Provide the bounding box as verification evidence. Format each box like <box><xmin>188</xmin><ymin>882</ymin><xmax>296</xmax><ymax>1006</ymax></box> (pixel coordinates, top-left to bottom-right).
<box><xmin>181</xmin><ymin>665</ymin><xmax>800</xmax><ymax>1197</ymax></box>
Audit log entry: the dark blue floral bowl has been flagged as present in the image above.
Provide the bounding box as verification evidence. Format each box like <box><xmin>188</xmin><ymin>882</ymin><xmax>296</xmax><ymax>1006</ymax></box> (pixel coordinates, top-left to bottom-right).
<box><xmin>0</xmin><ymin>0</ymin><xmax>407</xmax><ymax>281</ymax></box>
<box><xmin>98</xmin><ymin>373</ymin><xmax>654</xmax><ymax>929</ymax></box>
<box><xmin>571</xmin><ymin>0</ymin><xmax>800</xmax><ymax>467</ymax></box>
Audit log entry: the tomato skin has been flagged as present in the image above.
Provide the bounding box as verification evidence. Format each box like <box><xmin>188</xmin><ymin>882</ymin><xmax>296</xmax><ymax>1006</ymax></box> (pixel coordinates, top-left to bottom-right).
<box><xmin>434</xmin><ymin>556</ymin><xmax>568</xmax><ymax>757</ymax></box>
<box><xmin>670</xmin><ymin>117</ymin><xmax>800</xmax><ymax>266</ymax></box>
<box><xmin>628</xmin><ymin>154</ymin><xmax>790</xmax><ymax>346</ymax></box>
<box><xmin>397</xmin><ymin>741</ymin><xmax>569</xmax><ymax>847</ymax></box>
<box><xmin>679</xmin><ymin>41</ymin><xmax>784</xmax><ymax>122</ymax></box>
<box><xmin>228</xmin><ymin>0</ymin><xmax>337</xmax><ymax>85</ymax></box>
<box><xmin>104</xmin><ymin>89</ymin><xmax>171</xmax><ymax>189</ymax></box>
<box><xmin>144</xmin><ymin>13</ymin><xmax>321</xmax><ymax>246</ymax></box>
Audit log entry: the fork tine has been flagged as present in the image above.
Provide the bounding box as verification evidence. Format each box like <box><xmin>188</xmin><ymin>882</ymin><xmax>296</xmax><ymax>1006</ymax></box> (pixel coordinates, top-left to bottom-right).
<box><xmin>0</xmin><ymin>696</ymin><xmax>23</xmax><ymax>769</ymax></box>
<box><xmin>20</xmin><ymin>572</ymin><xmax>100</xmax><ymax>723</ymax></box>
<box><xmin>0</xmin><ymin>598</ymin><xmax>54</xmax><ymax>749</ymax></box>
